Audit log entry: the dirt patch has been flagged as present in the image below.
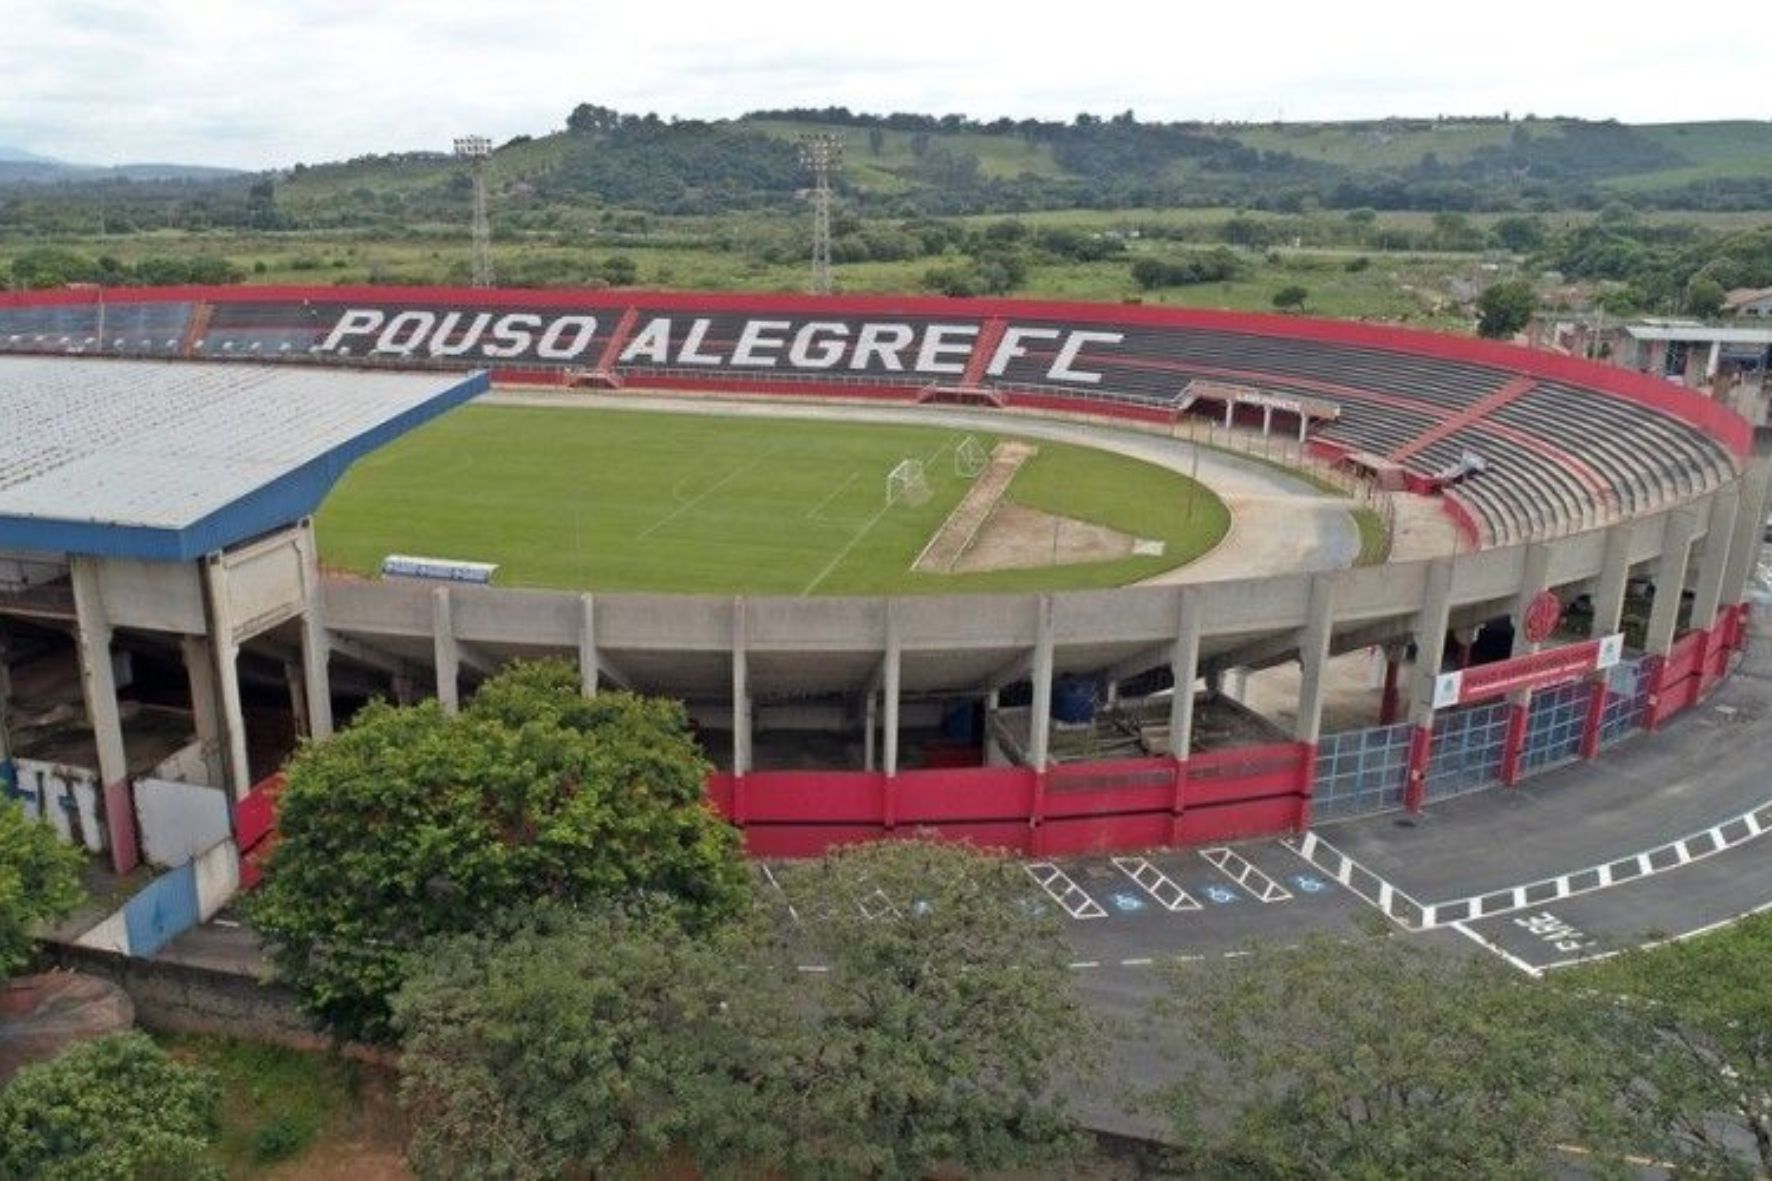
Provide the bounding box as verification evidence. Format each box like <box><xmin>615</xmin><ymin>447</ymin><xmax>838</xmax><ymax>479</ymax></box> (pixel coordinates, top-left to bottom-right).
<box><xmin>914</xmin><ymin>441</ymin><xmax>1038</xmax><ymax>572</ymax></box>
<box><xmin>951</xmin><ymin>504</ymin><xmax>1150</xmax><ymax>573</ymax></box>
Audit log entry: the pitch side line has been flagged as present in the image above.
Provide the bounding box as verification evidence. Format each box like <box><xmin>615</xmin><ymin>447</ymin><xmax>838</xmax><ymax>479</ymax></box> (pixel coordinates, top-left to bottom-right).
<box><xmin>639</xmin><ymin>442</ymin><xmax>783</xmax><ymax>539</ymax></box>
<box><xmin>805</xmin><ymin>470</ymin><xmax>861</xmax><ymax>521</ymax></box>
<box><xmin>801</xmin><ymin>437</ymin><xmax>958</xmax><ymax>596</ymax></box>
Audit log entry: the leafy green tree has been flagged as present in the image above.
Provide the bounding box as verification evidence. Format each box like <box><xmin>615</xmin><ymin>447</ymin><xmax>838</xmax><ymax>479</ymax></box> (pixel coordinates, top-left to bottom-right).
<box><xmin>1686</xmin><ymin>274</ymin><xmax>1727</xmax><ymax>319</ymax></box>
<box><xmin>774</xmin><ymin>840</ymin><xmax>1097</xmax><ymax>1179</ymax></box>
<box><xmin>1271</xmin><ymin>284</ymin><xmax>1309</xmax><ymax>312</ymax></box>
<box><xmin>1155</xmin><ymin>934</ymin><xmax>1625</xmax><ymax>1180</ymax></box>
<box><xmin>249</xmin><ymin>659</ymin><xmax>748</xmax><ymax>1041</ymax></box>
<box><xmin>0</xmin><ymin>799</ymin><xmax>84</xmax><ymax>979</ymax></box>
<box><xmin>0</xmin><ymin>1032</ymin><xmax>222</xmax><ymax>1180</ymax></box>
<box><xmin>1476</xmin><ymin>278</ymin><xmax>1537</xmax><ymax>338</ymax></box>
<box><xmin>1576</xmin><ymin>914</ymin><xmax>1772</xmax><ymax>1177</ymax></box>
<box><xmin>1490</xmin><ymin>214</ymin><xmax>1547</xmax><ymax>254</ymax></box>
<box><xmin>394</xmin><ymin>906</ymin><xmax>791</xmax><ymax>1180</ymax></box>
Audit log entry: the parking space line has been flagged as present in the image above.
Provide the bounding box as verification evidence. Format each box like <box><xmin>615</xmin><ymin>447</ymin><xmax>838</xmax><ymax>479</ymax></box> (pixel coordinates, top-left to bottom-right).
<box><xmin>1024</xmin><ymin>862</ymin><xmax>1108</xmax><ymax>920</ymax></box>
<box><xmin>1200</xmin><ymin>846</ymin><xmax>1293</xmax><ymax>903</ymax></box>
<box><xmin>858</xmin><ymin>887</ymin><xmax>900</xmax><ymax>921</ymax></box>
<box><xmin>1285</xmin><ymin>832</ymin><xmax>1430</xmax><ymax>929</ymax></box>
<box><xmin>758</xmin><ymin>863</ymin><xmax>800</xmax><ymax>924</ymax></box>
<box><xmin>1111</xmin><ymin>856</ymin><xmax>1202</xmax><ymax>912</ymax></box>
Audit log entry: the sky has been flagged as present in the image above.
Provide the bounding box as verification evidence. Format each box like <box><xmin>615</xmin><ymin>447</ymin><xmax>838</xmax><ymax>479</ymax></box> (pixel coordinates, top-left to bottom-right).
<box><xmin>2</xmin><ymin>0</ymin><xmax>1766</xmax><ymax>169</ymax></box>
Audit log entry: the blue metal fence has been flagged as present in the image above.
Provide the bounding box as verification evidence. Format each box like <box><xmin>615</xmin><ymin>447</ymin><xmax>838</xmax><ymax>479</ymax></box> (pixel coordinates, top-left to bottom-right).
<box><xmin>1520</xmin><ymin>680</ymin><xmax>1590</xmax><ymax>775</ymax></box>
<box><xmin>1312</xmin><ymin>723</ymin><xmax>1412</xmax><ymax>822</ymax></box>
<box><xmin>1425</xmin><ymin>700</ymin><xmax>1511</xmax><ymax>801</ymax></box>
<box><xmin>1598</xmin><ymin>656</ymin><xmax>1651</xmax><ymax>748</ymax></box>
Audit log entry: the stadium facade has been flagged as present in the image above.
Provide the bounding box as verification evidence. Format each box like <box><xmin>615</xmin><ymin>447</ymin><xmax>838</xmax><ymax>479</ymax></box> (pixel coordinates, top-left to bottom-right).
<box><xmin>0</xmin><ymin>287</ymin><xmax>1762</xmax><ymax>902</ymax></box>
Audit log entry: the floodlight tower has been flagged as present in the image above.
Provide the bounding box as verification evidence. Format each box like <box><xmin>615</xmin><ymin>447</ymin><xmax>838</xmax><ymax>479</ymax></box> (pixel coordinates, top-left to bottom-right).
<box><xmin>798</xmin><ymin>133</ymin><xmax>843</xmax><ymax>295</ymax></box>
<box><xmin>453</xmin><ymin>135</ymin><xmax>494</xmax><ymax>288</ymax></box>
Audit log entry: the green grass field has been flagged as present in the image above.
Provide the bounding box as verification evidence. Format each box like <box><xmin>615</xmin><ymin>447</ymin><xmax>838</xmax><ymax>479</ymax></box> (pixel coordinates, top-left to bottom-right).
<box><xmin>316</xmin><ymin>406</ymin><xmax>1230</xmax><ymax>596</ymax></box>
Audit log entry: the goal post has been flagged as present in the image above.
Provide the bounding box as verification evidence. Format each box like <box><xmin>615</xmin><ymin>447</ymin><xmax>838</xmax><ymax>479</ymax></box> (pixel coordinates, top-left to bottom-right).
<box><xmin>955</xmin><ymin>435</ymin><xmax>989</xmax><ymax>479</ymax></box>
<box><xmin>886</xmin><ymin>459</ymin><xmax>932</xmax><ymax>507</ymax></box>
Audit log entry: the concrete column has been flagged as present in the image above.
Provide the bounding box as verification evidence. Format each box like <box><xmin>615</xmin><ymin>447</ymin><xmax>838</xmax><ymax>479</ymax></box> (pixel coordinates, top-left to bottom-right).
<box><xmin>1511</xmin><ymin>544</ymin><xmax>1552</xmax><ymax>655</ymax></box>
<box><xmin>1222</xmin><ymin>399</ymin><xmax>1234</xmax><ymax>429</ymax></box>
<box><xmin>284</xmin><ymin>661</ymin><xmax>309</xmax><ymax>740</ymax></box>
<box><xmin>863</xmin><ymin>692</ymin><xmax>877</xmax><ymax>772</ymax></box>
<box><xmin>1645</xmin><ymin>509</ymin><xmax>1698</xmax><ymax>655</ymax></box>
<box><xmin>180</xmin><ymin>636</ymin><xmax>225</xmax><ymax>787</ymax></box>
<box><xmin>1027</xmin><ymin>596</ymin><xmax>1055</xmax><ymax>771</ymax></box>
<box><xmin>202</xmin><ymin>556</ymin><xmax>253</xmax><ymax>799</ymax></box>
<box><xmin>1227</xmin><ymin>666</ymin><xmax>1248</xmax><ymax>701</ymax></box>
<box><xmin>1294</xmin><ymin>575</ymin><xmax>1338</xmax><ymax>744</ymax></box>
<box><xmin>1405</xmin><ymin>559</ymin><xmax>1454</xmax><ymax>811</ymax></box>
<box><xmin>1721</xmin><ymin>461</ymin><xmax>1772</xmax><ymax>612</ymax></box>
<box><xmin>1591</xmin><ymin>521</ymin><xmax>1635</xmax><ymax>639</ymax></box>
<box><xmin>883</xmin><ymin>610</ymin><xmax>902</xmax><ymax>777</ymax></box>
<box><xmin>1296</xmin><ymin>412</ymin><xmax>1309</xmax><ymax>444</ymax></box>
<box><xmin>578</xmin><ymin>593</ymin><xmax>599</xmax><ymax>697</ymax></box>
<box><xmin>293</xmin><ymin>523</ymin><xmax>333</xmax><ymax>741</ymax></box>
<box><xmin>432</xmin><ymin>587</ymin><xmax>459</xmax><ymax>715</ymax></box>
<box><xmin>731</xmin><ymin>599</ymin><xmax>750</xmax><ymax>777</ymax></box>
<box><xmin>1689</xmin><ymin>493</ymin><xmax>1739</xmax><ymax>630</ymax></box>
<box><xmin>1261</xmin><ymin>404</ymin><xmax>1273</xmax><ymax>437</ymax></box>
<box><xmin>70</xmin><ymin>556</ymin><xmax>128</xmax><ymax>790</ymax></box>
<box><xmin>1706</xmin><ymin>340</ymin><xmax>1722</xmax><ymax>382</ymax></box>
<box><xmin>1168</xmin><ymin>592</ymin><xmax>1203</xmax><ymax>760</ymax></box>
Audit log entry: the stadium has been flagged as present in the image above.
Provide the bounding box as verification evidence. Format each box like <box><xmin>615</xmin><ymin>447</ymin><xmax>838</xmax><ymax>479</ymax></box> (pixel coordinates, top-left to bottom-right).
<box><xmin>0</xmin><ymin>283</ymin><xmax>1763</xmax><ymax>953</ymax></box>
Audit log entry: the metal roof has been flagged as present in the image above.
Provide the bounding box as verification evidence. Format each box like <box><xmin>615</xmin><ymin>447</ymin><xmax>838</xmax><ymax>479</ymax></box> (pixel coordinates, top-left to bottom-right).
<box><xmin>0</xmin><ymin>358</ymin><xmax>486</xmax><ymax>560</ymax></box>
<box><xmin>1623</xmin><ymin>324</ymin><xmax>1772</xmax><ymax>345</ymax></box>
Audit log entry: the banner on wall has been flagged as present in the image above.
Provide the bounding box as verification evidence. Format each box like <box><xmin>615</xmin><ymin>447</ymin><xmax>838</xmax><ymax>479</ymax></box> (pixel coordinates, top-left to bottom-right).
<box><xmin>1434</xmin><ymin>633</ymin><xmax>1623</xmax><ymax>709</ymax></box>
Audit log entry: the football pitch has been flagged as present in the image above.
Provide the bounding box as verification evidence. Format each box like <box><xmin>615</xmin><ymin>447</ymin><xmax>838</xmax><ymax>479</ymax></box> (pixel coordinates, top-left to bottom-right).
<box><xmin>316</xmin><ymin>405</ymin><xmax>1230</xmax><ymax>595</ymax></box>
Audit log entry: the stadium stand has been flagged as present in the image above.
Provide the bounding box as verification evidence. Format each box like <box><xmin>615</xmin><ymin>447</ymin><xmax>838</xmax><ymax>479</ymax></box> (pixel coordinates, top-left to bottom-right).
<box><xmin>0</xmin><ymin>286</ymin><xmax>1745</xmax><ymax>550</ymax></box>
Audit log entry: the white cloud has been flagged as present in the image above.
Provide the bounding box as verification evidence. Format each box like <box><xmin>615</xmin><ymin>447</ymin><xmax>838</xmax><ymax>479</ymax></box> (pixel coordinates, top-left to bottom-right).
<box><xmin>0</xmin><ymin>0</ymin><xmax>1764</xmax><ymax>167</ymax></box>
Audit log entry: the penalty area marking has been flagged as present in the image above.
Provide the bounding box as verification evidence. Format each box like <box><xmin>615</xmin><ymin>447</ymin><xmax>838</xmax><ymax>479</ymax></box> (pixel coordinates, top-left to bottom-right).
<box><xmin>639</xmin><ymin>442</ymin><xmax>784</xmax><ymax>539</ymax></box>
<box><xmin>800</xmin><ymin>437</ymin><xmax>958</xmax><ymax>595</ymax></box>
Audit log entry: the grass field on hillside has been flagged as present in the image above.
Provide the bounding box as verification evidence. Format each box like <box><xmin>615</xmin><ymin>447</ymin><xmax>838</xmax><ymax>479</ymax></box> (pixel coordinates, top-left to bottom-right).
<box><xmin>316</xmin><ymin>406</ymin><xmax>1230</xmax><ymax>595</ymax></box>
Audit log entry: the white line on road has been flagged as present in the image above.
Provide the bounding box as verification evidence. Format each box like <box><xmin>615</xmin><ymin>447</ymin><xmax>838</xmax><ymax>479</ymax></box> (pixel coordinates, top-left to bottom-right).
<box><xmin>1111</xmin><ymin>856</ymin><xmax>1202</xmax><ymax>911</ymax></box>
<box><xmin>1025</xmin><ymin>861</ymin><xmax>1108</xmax><ymax>919</ymax></box>
<box><xmin>1450</xmin><ymin>920</ymin><xmax>1545</xmax><ymax>978</ymax></box>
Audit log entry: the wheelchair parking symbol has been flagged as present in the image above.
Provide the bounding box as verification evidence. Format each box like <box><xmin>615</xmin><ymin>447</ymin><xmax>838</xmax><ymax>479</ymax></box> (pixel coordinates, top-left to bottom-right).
<box><xmin>1292</xmin><ymin>875</ymin><xmax>1327</xmax><ymax>894</ymax></box>
<box><xmin>1204</xmin><ymin>884</ymin><xmax>1239</xmax><ymax>905</ymax></box>
<box><xmin>1110</xmin><ymin>892</ymin><xmax>1146</xmax><ymax>913</ymax></box>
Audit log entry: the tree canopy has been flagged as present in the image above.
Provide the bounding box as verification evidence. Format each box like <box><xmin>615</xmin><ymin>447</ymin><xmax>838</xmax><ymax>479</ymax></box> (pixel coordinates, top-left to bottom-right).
<box><xmin>0</xmin><ymin>798</ymin><xmax>85</xmax><ymax>980</ymax></box>
<box><xmin>0</xmin><ymin>1032</ymin><xmax>222</xmax><ymax>1181</ymax></box>
<box><xmin>249</xmin><ymin>659</ymin><xmax>749</xmax><ymax>1042</ymax></box>
<box><xmin>1476</xmin><ymin>278</ymin><xmax>1538</xmax><ymax>338</ymax></box>
<box><xmin>391</xmin><ymin>840</ymin><xmax>1096</xmax><ymax>1180</ymax></box>
<box><xmin>1156</xmin><ymin>933</ymin><xmax>1624</xmax><ymax>1180</ymax></box>
<box><xmin>1575</xmin><ymin>913</ymin><xmax>1772</xmax><ymax>1177</ymax></box>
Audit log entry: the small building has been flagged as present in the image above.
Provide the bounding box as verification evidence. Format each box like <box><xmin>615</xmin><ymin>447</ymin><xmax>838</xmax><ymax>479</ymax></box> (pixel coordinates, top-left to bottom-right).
<box><xmin>1723</xmin><ymin>287</ymin><xmax>1772</xmax><ymax>320</ymax></box>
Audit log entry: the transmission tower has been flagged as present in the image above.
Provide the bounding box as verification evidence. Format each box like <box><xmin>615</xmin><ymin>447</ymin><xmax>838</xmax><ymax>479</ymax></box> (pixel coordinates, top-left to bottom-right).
<box><xmin>798</xmin><ymin>133</ymin><xmax>842</xmax><ymax>295</ymax></box>
<box><xmin>453</xmin><ymin>135</ymin><xmax>494</xmax><ymax>288</ymax></box>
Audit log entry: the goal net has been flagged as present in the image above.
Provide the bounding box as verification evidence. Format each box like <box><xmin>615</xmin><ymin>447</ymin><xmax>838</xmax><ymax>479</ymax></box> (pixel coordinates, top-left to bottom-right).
<box><xmin>955</xmin><ymin>435</ymin><xmax>989</xmax><ymax>479</ymax></box>
<box><xmin>886</xmin><ymin>459</ymin><xmax>932</xmax><ymax>507</ymax></box>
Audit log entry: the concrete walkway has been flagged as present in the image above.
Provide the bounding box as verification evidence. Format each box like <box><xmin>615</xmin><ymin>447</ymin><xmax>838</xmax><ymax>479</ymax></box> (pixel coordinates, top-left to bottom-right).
<box><xmin>483</xmin><ymin>388</ymin><xmax>1362</xmax><ymax>583</ymax></box>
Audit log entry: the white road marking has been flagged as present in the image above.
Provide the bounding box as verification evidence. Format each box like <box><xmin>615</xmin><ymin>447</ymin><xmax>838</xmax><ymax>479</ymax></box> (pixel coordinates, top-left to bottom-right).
<box><xmin>1537</xmin><ymin>895</ymin><xmax>1772</xmax><ymax>972</ymax></box>
<box><xmin>758</xmin><ymin>863</ymin><xmax>800</xmax><ymax>924</ymax></box>
<box><xmin>1283</xmin><ymin>833</ymin><xmax>1429</xmax><ymax>929</ymax></box>
<box><xmin>1451</xmin><ymin>920</ymin><xmax>1545</xmax><ymax>978</ymax></box>
<box><xmin>1200</xmin><ymin>846</ymin><xmax>1293</xmax><ymax>903</ymax></box>
<box><xmin>1111</xmin><ymin>856</ymin><xmax>1202</xmax><ymax>912</ymax></box>
<box><xmin>801</xmin><ymin>437</ymin><xmax>957</xmax><ymax>595</ymax></box>
<box><xmin>1025</xmin><ymin>862</ymin><xmax>1108</xmax><ymax>919</ymax></box>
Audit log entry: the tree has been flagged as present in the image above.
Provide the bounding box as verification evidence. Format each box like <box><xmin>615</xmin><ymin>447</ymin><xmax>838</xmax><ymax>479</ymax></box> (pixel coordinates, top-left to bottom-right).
<box><xmin>0</xmin><ymin>1032</ymin><xmax>222</xmax><ymax>1180</ymax></box>
<box><xmin>1476</xmin><ymin>278</ymin><xmax>1537</xmax><ymax>338</ymax></box>
<box><xmin>0</xmin><ymin>799</ymin><xmax>84</xmax><ymax>979</ymax></box>
<box><xmin>1576</xmin><ymin>914</ymin><xmax>1772</xmax><ymax>1177</ymax></box>
<box><xmin>1155</xmin><ymin>934</ymin><xmax>1625</xmax><ymax>1180</ymax></box>
<box><xmin>249</xmin><ymin>659</ymin><xmax>749</xmax><ymax>1041</ymax></box>
<box><xmin>772</xmin><ymin>840</ymin><xmax>1097</xmax><ymax>1179</ymax></box>
<box><xmin>394</xmin><ymin>906</ymin><xmax>792</xmax><ymax>1180</ymax></box>
<box><xmin>1490</xmin><ymin>214</ymin><xmax>1547</xmax><ymax>254</ymax></box>
<box><xmin>1686</xmin><ymin>274</ymin><xmax>1727</xmax><ymax>319</ymax></box>
<box><xmin>1271</xmin><ymin>284</ymin><xmax>1309</xmax><ymax>312</ymax></box>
